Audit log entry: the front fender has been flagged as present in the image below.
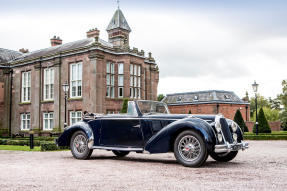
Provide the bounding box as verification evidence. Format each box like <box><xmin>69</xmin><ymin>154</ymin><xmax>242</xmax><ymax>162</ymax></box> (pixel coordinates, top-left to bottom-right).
<box><xmin>144</xmin><ymin>118</ymin><xmax>216</xmax><ymax>154</ymax></box>
<box><xmin>57</xmin><ymin>122</ymin><xmax>94</xmax><ymax>148</ymax></box>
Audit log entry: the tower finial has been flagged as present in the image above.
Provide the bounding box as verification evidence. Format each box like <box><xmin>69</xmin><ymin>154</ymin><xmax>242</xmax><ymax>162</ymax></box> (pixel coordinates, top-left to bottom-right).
<box><xmin>117</xmin><ymin>0</ymin><xmax>120</xmax><ymax>9</ymax></box>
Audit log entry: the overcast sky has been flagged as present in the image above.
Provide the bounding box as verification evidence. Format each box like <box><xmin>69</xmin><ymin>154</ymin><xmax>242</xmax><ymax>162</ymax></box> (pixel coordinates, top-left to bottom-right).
<box><xmin>1</xmin><ymin>0</ymin><xmax>287</xmax><ymax>99</ymax></box>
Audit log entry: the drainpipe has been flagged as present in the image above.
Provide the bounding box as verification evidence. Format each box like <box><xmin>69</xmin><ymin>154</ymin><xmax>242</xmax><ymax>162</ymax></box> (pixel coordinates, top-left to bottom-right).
<box><xmin>9</xmin><ymin>69</ymin><xmax>13</xmax><ymax>137</ymax></box>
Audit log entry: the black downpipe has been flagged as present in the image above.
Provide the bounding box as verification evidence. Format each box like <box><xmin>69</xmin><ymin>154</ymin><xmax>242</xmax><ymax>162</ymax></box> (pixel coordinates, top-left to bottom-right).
<box><xmin>9</xmin><ymin>69</ymin><xmax>13</xmax><ymax>138</ymax></box>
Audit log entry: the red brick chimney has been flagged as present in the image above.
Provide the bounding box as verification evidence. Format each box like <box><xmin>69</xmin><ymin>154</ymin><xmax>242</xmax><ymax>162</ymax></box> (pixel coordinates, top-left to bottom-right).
<box><xmin>86</xmin><ymin>28</ymin><xmax>100</xmax><ymax>39</ymax></box>
<box><xmin>50</xmin><ymin>36</ymin><xmax>62</xmax><ymax>46</ymax></box>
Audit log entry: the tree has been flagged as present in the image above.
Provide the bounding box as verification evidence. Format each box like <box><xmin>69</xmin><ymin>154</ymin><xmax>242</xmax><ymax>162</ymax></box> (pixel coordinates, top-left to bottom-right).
<box><xmin>120</xmin><ymin>98</ymin><xmax>129</xmax><ymax>113</ymax></box>
<box><xmin>253</xmin><ymin>108</ymin><xmax>271</xmax><ymax>133</ymax></box>
<box><xmin>249</xmin><ymin>94</ymin><xmax>271</xmax><ymax>120</ymax></box>
<box><xmin>278</xmin><ymin>80</ymin><xmax>287</xmax><ymax>130</ymax></box>
<box><xmin>157</xmin><ymin>94</ymin><xmax>165</xmax><ymax>101</ymax></box>
<box><xmin>233</xmin><ymin>110</ymin><xmax>249</xmax><ymax>132</ymax></box>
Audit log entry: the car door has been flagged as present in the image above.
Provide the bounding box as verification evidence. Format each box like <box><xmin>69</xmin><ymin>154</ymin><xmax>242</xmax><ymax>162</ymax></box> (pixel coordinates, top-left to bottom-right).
<box><xmin>100</xmin><ymin>117</ymin><xmax>143</xmax><ymax>148</ymax></box>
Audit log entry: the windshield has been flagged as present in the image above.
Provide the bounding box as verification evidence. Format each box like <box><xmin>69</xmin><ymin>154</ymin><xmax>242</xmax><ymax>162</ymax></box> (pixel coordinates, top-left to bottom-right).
<box><xmin>136</xmin><ymin>100</ymin><xmax>170</xmax><ymax>115</ymax></box>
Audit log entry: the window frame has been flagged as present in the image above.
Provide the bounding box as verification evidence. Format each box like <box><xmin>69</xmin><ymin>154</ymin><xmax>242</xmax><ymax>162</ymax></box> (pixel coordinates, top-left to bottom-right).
<box><xmin>21</xmin><ymin>71</ymin><xmax>31</xmax><ymax>103</ymax></box>
<box><xmin>43</xmin><ymin>112</ymin><xmax>54</xmax><ymax>131</ymax></box>
<box><xmin>106</xmin><ymin>62</ymin><xmax>115</xmax><ymax>98</ymax></box>
<box><xmin>20</xmin><ymin>113</ymin><xmax>31</xmax><ymax>130</ymax></box>
<box><xmin>70</xmin><ymin>111</ymin><xmax>82</xmax><ymax>125</ymax></box>
<box><xmin>43</xmin><ymin>67</ymin><xmax>54</xmax><ymax>101</ymax></box>
<box><xmin>130</xmin><ymin>64</ymin><xmax>141</xmax><ymax>99</ymax></box>
<box><xmin>70</xmin><ymin>62</ymin><xmax>82</xmax><ymax>98</ymax></box>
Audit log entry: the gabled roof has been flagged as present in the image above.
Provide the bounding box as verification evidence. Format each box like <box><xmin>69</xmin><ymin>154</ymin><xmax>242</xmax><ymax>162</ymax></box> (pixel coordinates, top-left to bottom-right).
<box><xmin>0</xmin><ymin>48</ymin><xmax>23</xmax><ymax>64</ymax></box>
<box><xmin>106</xmin><ymin>8</ymin><xmax>131</xmax><ymax>32</ymax></box>
<box><xmin>164</xmin><ymin>90</ymin><xmax>249</xmax><ymax>105</ymax></box>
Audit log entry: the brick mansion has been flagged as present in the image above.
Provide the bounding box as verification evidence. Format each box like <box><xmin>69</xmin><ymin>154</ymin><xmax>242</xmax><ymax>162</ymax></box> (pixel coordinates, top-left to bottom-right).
<box><xmin>0</xmin><ymin>8</ymin><xmax>159</xmax><ymax>136</ymax></box>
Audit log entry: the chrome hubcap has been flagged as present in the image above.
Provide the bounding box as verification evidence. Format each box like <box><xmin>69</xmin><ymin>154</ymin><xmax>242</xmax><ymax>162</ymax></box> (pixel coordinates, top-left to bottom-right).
<box><xmin>73</xmin><ymin>134</ymin><xmax>87</xmax><ymax>154</ymax></box>
<box><xmin>178</xmin><ymin>135</ymin><xmax>201</xmax><ymax>162</ymax></box>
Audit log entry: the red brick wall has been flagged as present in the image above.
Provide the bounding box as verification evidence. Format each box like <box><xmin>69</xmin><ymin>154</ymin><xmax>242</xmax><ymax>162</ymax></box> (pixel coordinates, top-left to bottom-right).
<box><xmin>168</xmin><ymin>103</ymin><xmax>250</xmax><ymax>121</ymax></box>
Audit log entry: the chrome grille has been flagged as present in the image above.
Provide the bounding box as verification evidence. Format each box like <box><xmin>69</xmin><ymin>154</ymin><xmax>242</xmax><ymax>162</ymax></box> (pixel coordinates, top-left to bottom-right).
<box><xmin>220</xmin><ymin>118</ymin><xmax>234</xmax><ymax>143</ymax></box>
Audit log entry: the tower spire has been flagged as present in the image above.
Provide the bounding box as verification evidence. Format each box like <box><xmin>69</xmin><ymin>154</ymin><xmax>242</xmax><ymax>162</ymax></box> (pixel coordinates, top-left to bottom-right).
<box><xmin>117</xmin><ymin>0</ymin><xmax>120</xmax><ymax>9</ymax></box>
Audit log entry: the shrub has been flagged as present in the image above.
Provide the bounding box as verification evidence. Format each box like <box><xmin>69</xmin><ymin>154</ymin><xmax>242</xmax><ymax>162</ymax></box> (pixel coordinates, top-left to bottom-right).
<box><xmin>233</xmin><ymin>109</ymin><xmax>249</xmax><ymax>132</ymax></box>
<box><xmin>253</xmin><ymin>108</ymin><xmax>271</xmax><ymax>133</ymax></box>
<box><xmin>40</xmin><ymin>142</ymin><xmax>58</xmax><ymax>151</ymax></box>
<box><xmin>120</xmin><ymin>98</ymin><xmax>129</xmax><ymax>113</ymax></box>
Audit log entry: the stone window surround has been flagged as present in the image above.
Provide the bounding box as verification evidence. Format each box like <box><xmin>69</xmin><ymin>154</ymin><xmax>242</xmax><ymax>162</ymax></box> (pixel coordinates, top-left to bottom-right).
<box><xmin>130</xmin><ymin>63</ymin><xmax>141</xmax><ymax>99</ymax></box>
<box><xmin>106</xmin><ymin>61</ymin><xmax>115</xmax><ymax>98</ymax></box>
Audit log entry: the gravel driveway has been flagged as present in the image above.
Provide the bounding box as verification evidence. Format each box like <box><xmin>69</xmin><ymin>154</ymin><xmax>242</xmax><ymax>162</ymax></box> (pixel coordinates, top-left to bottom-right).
<box><xmin>0</xmin><ymin>140</ymin><xmax>287</xmax><ymax>191</ymax></box>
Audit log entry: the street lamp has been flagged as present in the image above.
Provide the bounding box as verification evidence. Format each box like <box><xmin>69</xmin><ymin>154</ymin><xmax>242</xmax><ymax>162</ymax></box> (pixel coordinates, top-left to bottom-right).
<box><xmin>252</xmin><ymin>81</ymin><xmax>259</xmax><ymax>135</ymax></box>
<box><xmin>62</xmin><ymin>81</ymin><xmax>69</xmax><ymax>126</ymax></box>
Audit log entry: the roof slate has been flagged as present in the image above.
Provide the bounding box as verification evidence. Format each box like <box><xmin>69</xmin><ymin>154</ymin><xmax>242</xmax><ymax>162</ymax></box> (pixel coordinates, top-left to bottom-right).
<box><xmin>0</xmin><ymin>48</ymin><xmax>23</xmax><ymax>64</ymax></box>
<box><xmin>106</xmin><ymin>8</ymin><xmax>131</xmax><ymax>32</ymax></box>
<box><xmin>164</xmin><ymin>90</ymin><xmax>248</xmax><ymax>105</ymax></box>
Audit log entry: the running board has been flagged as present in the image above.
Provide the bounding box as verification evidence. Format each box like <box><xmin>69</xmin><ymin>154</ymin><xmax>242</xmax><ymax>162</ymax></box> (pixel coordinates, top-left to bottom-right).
<box><xmin>92</xmin><ymin>146</ymin><xmax>144</xmax><ymax>152</ymax></box>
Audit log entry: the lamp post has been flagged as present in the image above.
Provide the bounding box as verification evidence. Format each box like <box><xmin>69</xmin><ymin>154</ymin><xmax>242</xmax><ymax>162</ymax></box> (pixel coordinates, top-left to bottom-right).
<box><xmin>252</xmin><ymin>81</ymin><xmax>259</xmax><ymax>135</ymax></box>
<box><xmin>62</xmin><ymin>81</ymin><xmax>69</xmax><ymax>126</ymax></box>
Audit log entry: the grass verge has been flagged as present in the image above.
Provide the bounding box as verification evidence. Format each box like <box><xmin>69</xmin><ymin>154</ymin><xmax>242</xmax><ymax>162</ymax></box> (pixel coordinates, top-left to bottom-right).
<box><xmin>0</xmin><ymin>145</ymin><xmax>41</xmax><ymax>151</ymax></box>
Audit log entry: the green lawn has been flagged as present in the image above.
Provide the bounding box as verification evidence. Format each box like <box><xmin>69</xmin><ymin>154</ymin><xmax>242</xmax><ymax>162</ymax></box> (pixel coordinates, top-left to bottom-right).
<box><xmin>0</xmin><ymin>145</ymin><xmax>41</xmax><ymax>151</ymax></box>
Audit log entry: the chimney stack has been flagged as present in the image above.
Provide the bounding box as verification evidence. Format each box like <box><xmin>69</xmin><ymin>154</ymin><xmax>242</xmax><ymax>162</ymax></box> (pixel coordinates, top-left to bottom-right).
<box><xmin>86</xmin><ymin>28</ymin><xmax>100</xmax><ymax>39</ymax></box>
<box><xmin>19</xmin><ymin>48</ymin><xmax>29</xmax><ymax>53</ymax></box>
<box><xmin>50</xmin><ymin>36</ymin><xmax>62</xmax><ymax>46</ymax></box>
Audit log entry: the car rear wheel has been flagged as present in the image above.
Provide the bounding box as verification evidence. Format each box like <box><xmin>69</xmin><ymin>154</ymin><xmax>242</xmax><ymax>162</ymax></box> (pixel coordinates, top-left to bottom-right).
<box><xmin>70</xmin><ymin>131</ymin><xmax>93</xmax><ymax>160</ymax></box>
<box><xmin>112</xmin><ymin>150</ymin><xmax>130</xmax><ymax>157</ymax></box>
<box><xmin>174</xmin><ymin>130</ymin><xmax>208</xmax><ymax>167</ymax></box>
<box><xmin>210</xmin><ymin>151</ymin><xmax>238</xmax><ymax>162</ymax></box>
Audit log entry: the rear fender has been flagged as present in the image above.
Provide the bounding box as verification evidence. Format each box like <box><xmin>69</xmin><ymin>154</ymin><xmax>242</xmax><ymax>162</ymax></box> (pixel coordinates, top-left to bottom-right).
<box><xmin>144</xmin><ymin>118</ymin><xmax>216</xmax><ymax>153</ymax></box>
<box><xmin>57</xmin><ymin>122</ymin><xmax>94</xmax><ymax>149</ymax></box>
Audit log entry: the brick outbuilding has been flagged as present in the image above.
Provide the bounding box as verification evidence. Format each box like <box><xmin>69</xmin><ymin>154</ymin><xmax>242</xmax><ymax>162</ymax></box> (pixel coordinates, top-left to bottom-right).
<box><xmin>164</xmin><ymin>90</ymin><xmax>250</xmax><ymax>121</ymax></box>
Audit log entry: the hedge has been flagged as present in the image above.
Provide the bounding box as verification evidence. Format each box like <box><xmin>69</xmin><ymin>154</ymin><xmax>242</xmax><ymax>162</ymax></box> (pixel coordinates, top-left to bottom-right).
<box><xmin>244</xmin><ymin>135</ymin><xmax>287</xmax><ymax>140</ymax></box>
<box><xmin>40</xmin><ymin>142</ymin><xmax>58</xmax><ymax>151</ymax></box>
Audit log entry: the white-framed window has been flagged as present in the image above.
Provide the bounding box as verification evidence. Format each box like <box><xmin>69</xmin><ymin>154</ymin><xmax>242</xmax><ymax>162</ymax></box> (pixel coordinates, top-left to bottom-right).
<box><xmin>130</xmin><ymin>64</ymin><xmax>141</xmax><ymax>99</ymax></box>
<box><xmin>43</xmin><ymin>68</ymin><xmax>54</xmax><ymax>100</ymax></box>
<box><xmin>43</xmin><ymin>112</ymin><xmax>54</xmax><ymax>130</ymax></box>
<box><xmin>70</xmin><ymin>111</ymin><xmax>82</xmax><ymax>125</ymax></box>
<box><xmin>21</xmin><ymin>71</ymin><xmax>31</xmax><ymax>102</ymax></box>
<box><xmin>70</xmin><ymin>62</ymin><xmax>82</xmax><ymax>98</ymax></box>
<box><xmin>106</xmin><ymin>62</ymin><xmax>115</xmax><ymax>98</ymax></box>
<box><xmin>118</xmin><ymin>63</ymin><xmax>124</xmax><ymax>98</ymax></box>
<box><xmin>21</xmin><ymin>113</ymin><xmax>31</xmax><ymax>130</ymax></box>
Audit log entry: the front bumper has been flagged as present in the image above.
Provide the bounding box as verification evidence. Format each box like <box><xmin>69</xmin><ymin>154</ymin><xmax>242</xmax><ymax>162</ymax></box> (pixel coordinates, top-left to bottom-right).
<box><xmin>214</xmin><ymin>141</ymin><xmax>249</xmax><ymax>153</ymax></box>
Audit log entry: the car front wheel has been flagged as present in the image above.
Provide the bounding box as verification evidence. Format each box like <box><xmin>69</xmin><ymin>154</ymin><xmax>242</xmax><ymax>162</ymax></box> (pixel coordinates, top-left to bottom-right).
<box><xmin>174</xmin><ymin>130</ymin><xmax>208</xmax><ymax>167</ymax></box>
<box><xmin>70</xmin><ymin>131</ymin><xmax>93</xmax><ymax>159</ymax></box>
<box><xmin>209</xmin><ymin>151</ymin><xmax>238</xmax><ymax>162</ymax></box>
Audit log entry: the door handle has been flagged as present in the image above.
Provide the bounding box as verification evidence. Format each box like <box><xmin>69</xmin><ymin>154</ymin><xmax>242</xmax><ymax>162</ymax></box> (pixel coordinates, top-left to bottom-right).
<box><xmin>133</xmin><ymin>125</ymin><xmax>140</xmax><ymax>128</ymax></box>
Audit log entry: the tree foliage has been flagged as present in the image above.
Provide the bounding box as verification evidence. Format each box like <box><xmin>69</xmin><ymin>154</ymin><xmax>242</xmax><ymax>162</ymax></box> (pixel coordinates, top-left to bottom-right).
<box><xmin>233</xmin><ymin>110</ymin><xmax>249</xmax><ymax>132</ymax></box>
<box><xmin>278</xmin><ymin>80</ymin><xmax>287</xmax><ymax>130</ymax></box>
<box><xmin>157</xmin><ymin>94</ymin><xmax>165</xmax><ymax>102</ymax></box>
<box><xmin>253</xmin><ymin>108</ymin><xmax>271</xmax><ymax>133</ymax></box>
<box><xmin>251</xmin><ymin>107</ymin><xmax>279</xmax><ymax>122</ymax></box>
<box><xmin>120</xmin><ymin>98</ymin><xmax>129</xmax><ymax>114</ymax></box>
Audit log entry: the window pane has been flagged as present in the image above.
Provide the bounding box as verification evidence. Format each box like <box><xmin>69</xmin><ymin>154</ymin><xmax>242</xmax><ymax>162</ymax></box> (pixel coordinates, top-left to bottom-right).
<box><xmin>134</xmin><ymin>65</ymin><xmax>137</xmax><ymax>75</ymax></box>
<box><xmin>118</xmin><ymin>75</ymin><xmax>123</xmax><ymax>86</ymax></box>
<box><xmin>130</xmin><ymin>77</ymin><xmax>133</xmax><ymax>86</ymax></box>
<box><xmin>106</xmin><ymin>86</ymin><xmax>110</xmax><ymax>97</ymax></box>
<box><xmin>118</xmin><ymin>63</ymin><xmax>124</xmax><ymax>74</ymax></box>
<box><xmin>111</xmin><ymin>75</ymin><xmax>114</xmax><ymax>85</ymax></box>
<box><xmin>111</xmin><ymin>87</ymin><xmax>114</xmax><ymax>98</ymax></box>
<box><xmin>119</xmin><ymin>87</ymin><xmax>123</xmax><ymax>97</ymax></box>
<box><xmin>106</xmin><ymin>74</ymin><xmax>110</xmax><ymax>85</ymax></box>
<box><xmin>106</xmin><ymin>62</ymin><xmax>110</xmax><ymax>73</ymax></box>
<box><xmin>130</xmin><ymin>65</ymin><xmax>133</xmax><ymax>75</ymax></box>
<box><xmin>138</xmin><ymin>77</ymin><xmax>141</xmax><ymax>87</ymax></box>
<box><xmin>77</xmin><ymin>112</ymin><xmax>82</xmax><ymax>117</ymax></box>
<box><xmin>78</xmin><ymin>63</ymin><xmax>82</xmax><ymax>80</ymax></box>
<box><xmin>134</xmin><ymin>77</ymin><xmax>137</xmax><ymax>87</ymax></box>
<box><xmin>111</xmin><ymin>63</ymin><xmax>114</xmax><ymax>74</ymax></box>
<box><xmin>138</xmin><ymin>66</ymin><xmax>141</xmax><ymax>76</ymax></box>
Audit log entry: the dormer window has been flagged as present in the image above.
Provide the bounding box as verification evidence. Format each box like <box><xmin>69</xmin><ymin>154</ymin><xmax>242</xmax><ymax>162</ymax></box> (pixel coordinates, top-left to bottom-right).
<box><xmin>193</xmin><ymin>95</ymin><xmax>199</xmax><ymax>101</ymax></box>
<box><xmin>176</xmin><ymin>96</ymin><xmax>183</xmax><ymax>102</ymax></box>
<box><xmin>224</xmin><ymin>94</ymin><xmax>231</xmax><ymax>100</ymax></box>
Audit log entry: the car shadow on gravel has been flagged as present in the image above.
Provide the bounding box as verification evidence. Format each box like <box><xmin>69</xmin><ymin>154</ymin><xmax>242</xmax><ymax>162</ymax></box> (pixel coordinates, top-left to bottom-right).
<box><xmin>88</xmin><ymin>155</ymin><xmax>245</xmax><ymax>167</ymax></box>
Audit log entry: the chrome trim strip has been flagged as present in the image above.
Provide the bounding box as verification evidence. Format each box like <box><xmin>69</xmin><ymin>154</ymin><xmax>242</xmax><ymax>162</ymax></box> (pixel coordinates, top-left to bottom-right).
<box><xmin>214</xmin><ymin>141</ymin><xmax>249</xmax><ymax>153</ymax></box>
<box><xmin>92</xmin><ymin>146</ymin><xmax>143</xmax><ymax>152</ymax></box>
<box><xmin>87</xmin><ymin>135</ymin><xmax>94</xmax><ymax>149</ymax></box>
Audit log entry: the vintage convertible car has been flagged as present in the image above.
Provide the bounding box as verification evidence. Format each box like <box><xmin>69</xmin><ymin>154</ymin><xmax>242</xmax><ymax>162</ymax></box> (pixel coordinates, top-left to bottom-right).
<box><xmin>56</xmin><ymin>100</ymin><xmax>248</xmax><ymax>167</ymax></box>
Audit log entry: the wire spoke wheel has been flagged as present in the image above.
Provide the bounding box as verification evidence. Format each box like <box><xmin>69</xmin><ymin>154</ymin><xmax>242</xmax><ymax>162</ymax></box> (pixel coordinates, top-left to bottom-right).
<box><xmin>178</xmin><ymin>135</ymin><xmax>201</xmax><ymax>162</ymax></box>
<box><xmin>73</xmin><ymin>134</ymin><xmax>88</xmax><ymax>154</ymax></box>
<box><xmin>70</xmin><ymin>131</ymin><xmax>93</xmax><ymax>160</ymax></box>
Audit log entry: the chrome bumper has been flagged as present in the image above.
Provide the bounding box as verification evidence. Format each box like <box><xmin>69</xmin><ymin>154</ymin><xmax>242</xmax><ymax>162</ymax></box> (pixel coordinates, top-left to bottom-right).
<box><xmin>214</xmin><ymin>141</ymin><xmax>249</xmax><ymax>153</ymax></box>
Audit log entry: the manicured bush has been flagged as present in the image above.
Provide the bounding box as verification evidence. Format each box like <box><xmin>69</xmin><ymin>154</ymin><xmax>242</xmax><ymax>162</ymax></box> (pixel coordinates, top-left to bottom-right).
<box><xmin>244</xmin><ymin>135</ymin><xmax>287</xmax><ymax>140</ymax></box>
<box><xmin>120</xmin><ymin>98</ymin><xmax>129</xmax><ymax>113</ymax></box>
<box><xmin>233</xmin><ymin>109</ymin><xmax>249</xmax><ymax>132</ymax></box>
<box><xmin>253</xmin><ymin>108</ymin><xmax>271</xmax><ymax>133</ymax></box>
<box><xmin>40</xmin><ymin>142</ymin><xmax>58</xmax><ymax>151</ymax></box>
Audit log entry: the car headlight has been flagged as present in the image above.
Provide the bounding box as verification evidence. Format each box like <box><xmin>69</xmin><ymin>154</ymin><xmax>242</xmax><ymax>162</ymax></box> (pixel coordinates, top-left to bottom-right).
<box><xmin>215</xmin><ymin>122</ymin><xmax>221</xmax><ymax>133</ymax></box>
<box><xmin>217</xmin><ymin>133</ymin><xmax>223</xmax><ymax>142</ymax></box>
<box><xmin>233</xmin><ymin>133</ymin><xmax>238</xmax><ymax>141</ymax></box>
<box><xmin>231</xmin><ymin>122</ymin><xmax>237</xmax><ymax>132</ymax></box>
